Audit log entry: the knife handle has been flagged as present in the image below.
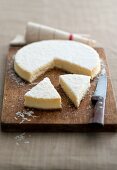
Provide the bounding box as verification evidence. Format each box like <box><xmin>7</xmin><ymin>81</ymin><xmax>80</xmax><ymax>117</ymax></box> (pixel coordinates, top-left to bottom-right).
<box><xmin>90</xmin><ymin>96</ymin><xmax>105</xmax><ymax>125</ymax></box>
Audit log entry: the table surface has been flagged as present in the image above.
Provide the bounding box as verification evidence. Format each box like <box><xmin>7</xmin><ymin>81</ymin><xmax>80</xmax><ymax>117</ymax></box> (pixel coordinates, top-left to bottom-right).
<box><xmin>0</xmin><ymin>0</ymin><xmax>117</xmax><ymax>169</ymax></box>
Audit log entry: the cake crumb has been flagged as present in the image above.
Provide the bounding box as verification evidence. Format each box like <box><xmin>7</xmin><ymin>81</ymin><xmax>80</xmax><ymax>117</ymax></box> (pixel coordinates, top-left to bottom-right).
<box><xmin>14</xmin><ymin>117</ymin><xmax>18</xmax><ymax>120</ymax></box>
<box><xmin>15</xmin><ymin>110</ymin><xmax>36</xmax><ymax>124</ymax></box>
<box><xmin>14</xmin><ymin>132</ymin><xmax>31</xmax><ymax>146</ymax></box>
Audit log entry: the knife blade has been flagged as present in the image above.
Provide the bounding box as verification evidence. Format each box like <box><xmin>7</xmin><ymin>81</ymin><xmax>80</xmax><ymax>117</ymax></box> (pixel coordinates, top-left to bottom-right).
<box><xmin>90</xmin><ymin>68</ymin><xmax>107</xmax><ymax>125</ymax></box>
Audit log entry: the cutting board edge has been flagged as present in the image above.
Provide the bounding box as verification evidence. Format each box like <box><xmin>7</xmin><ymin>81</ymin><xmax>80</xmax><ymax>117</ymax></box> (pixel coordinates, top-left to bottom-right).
<box><xmin>1</xmin><ymin>121</ymin><xmax>117</xmax><ymax>132</ymax></box>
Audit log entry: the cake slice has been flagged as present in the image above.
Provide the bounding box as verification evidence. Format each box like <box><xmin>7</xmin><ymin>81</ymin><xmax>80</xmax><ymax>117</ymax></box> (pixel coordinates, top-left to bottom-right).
<box><xmin>59</xmin><ymin>74</ymin><xmax>90</xmax><ymax>108</ymax></box>
<box><xmin>24</xmin><ymin>77</ymin><xmax>61</xmax><ymax>109</ymax></box>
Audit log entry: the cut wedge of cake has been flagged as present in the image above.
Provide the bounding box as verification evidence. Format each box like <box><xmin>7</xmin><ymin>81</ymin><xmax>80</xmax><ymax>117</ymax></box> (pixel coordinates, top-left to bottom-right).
<box><xmin>59</xmin><ymin>74</ymin><xmax>90</xmax><ymax>108</ymax></box>
<box><xmin>14</xmin><ymin>40</ymin><xmax>100</xmax><ymax>82</ymax></box>
<box><xmin>24</xmin><ymin>77</ymin><xmax>61</xmax><ymax>109</ymax></box>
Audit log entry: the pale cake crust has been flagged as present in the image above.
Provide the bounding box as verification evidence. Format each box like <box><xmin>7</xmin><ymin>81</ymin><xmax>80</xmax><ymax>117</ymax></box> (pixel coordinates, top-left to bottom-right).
<box><xmin>14</xmin><ymin>40</ymin><xmax>100</xmax><ymax>82</ymax></box>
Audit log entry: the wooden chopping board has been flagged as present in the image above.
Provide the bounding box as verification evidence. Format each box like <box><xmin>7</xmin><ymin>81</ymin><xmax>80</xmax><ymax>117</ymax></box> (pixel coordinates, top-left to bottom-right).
<box><xmin>1</xmin><ymin>47</ymin><xmax>117</xmax><ymax>132</ymax></box>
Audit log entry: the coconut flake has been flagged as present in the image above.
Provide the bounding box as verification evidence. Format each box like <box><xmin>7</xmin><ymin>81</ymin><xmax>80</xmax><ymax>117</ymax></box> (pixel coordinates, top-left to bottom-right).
<box><xmin>15</xmin><ymin>110</ymin><xmax>37</xmax><ymax>124</ymax></box>
<box><xmin>14</xmin><ymin>132</ymin><xmax>31</xmax><ymax>145</ymax></box>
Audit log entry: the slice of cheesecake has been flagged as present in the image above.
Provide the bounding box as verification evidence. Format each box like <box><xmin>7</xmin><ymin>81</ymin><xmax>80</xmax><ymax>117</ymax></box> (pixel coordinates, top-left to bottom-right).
<box><xmin>59</xmin><ymin>74</ymin><xmax>90</xmax><ymax>108</ymax></box>
<box><xmin>24</xmin><ymin>77</ymin><xmax>61</xmax><ymax>109</ymax></box>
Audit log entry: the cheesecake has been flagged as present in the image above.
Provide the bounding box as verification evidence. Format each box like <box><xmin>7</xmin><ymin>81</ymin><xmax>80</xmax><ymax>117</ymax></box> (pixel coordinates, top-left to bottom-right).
<box><xmin>24</xmin><ymin>77</ymin><xmax>61</xmax><ymax>109</ymax></box>
<box><xmin>14</xmin><ymin>40</ymin><xmax>100</xmax><ymax>82</ymax></box>
<box><xmin>59</xmin><ymin>74</ymin><xmax>90</xmax><ymax>108</ymax></box>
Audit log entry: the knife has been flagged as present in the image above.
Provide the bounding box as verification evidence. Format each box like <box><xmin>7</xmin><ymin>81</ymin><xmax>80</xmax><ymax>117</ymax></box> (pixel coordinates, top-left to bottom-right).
<box><xmin>90</xmin><ymin>68</ymin><xmax>107</xmax><ymax>126</ymax></box>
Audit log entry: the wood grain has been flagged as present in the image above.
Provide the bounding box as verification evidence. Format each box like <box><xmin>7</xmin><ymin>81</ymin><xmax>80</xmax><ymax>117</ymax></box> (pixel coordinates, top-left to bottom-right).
<box><xmin>1</xmin><ymin>47</ymin><xmax>117</xmax><ymax>132</ymax></box>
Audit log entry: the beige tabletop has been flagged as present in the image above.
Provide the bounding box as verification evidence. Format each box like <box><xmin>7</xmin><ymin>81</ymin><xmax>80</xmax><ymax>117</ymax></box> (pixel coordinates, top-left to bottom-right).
<box><xmin>0</xmin><ymin>0</ymin><xmax>117</xmax><ymax>169</ymax></box>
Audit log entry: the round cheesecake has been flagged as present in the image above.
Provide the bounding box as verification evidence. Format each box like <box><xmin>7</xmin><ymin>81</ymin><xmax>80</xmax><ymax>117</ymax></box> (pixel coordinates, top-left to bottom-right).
<box><xmin>14</xmin><ymin>40</ymin><xmax>100</xmax><ymax>82</ymax></box>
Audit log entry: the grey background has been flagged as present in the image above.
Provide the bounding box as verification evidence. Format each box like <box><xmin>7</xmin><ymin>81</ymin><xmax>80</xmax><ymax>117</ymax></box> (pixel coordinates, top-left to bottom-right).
<box><xmin>0</xmin><ymin>0</ymin><xmax>117</xmax><ymax>169</ymax></box>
